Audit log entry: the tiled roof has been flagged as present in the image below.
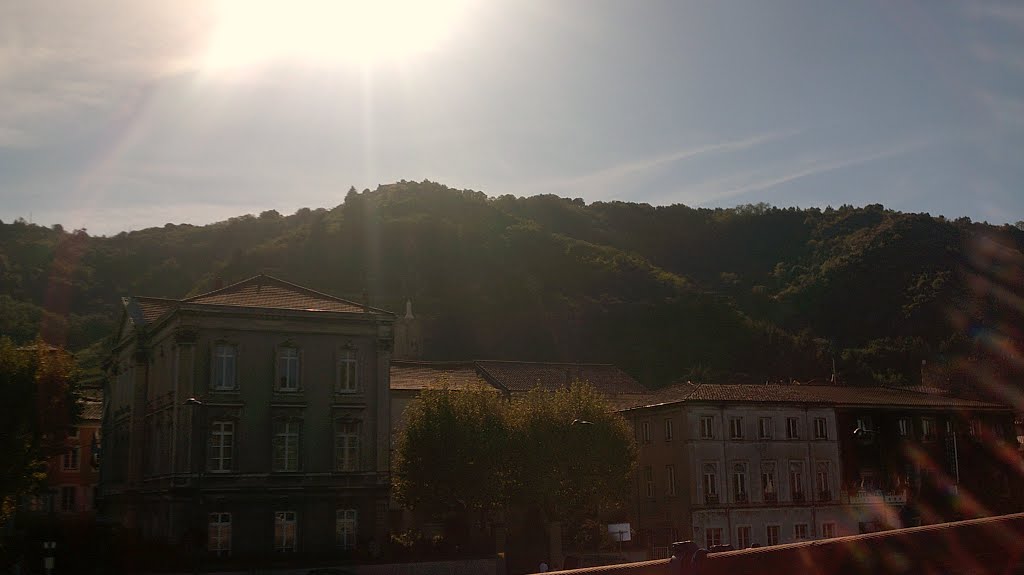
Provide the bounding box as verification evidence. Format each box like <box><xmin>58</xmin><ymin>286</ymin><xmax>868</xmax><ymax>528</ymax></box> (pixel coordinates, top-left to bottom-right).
<box><xmin>132</xmin><ymin>296</ymin><xmax>177</xmax><ymax>324</ymax></box>
<box><xmin>184</xmin><ymin>275</ymin><xmax>377</xmax><ymax>314</ymax></box>
<box><xmin>81</xmin><ymin>400</ymin><xmax>103</xmax><ymax>421</ymax></box>
<box><xmin>475</xmin><ymin>360</ymin><xmax>649</xmax><ymax>394</ymax></box>
<box><xmin>620</xmin><ymin>383</ymin><xmax>1009</xmax><ymax>411</ymax></box>
<box><xmin>391</xmin><ymin>361</ymin><xmax>485</xmax><ymax>390</ymax></box>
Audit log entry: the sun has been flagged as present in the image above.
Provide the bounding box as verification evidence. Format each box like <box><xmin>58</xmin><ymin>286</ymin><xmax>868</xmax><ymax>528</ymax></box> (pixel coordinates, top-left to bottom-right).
<box><xmin>203</xmin><ymin>0</ymin><xmax>475</xmax><ymax>71</ymax></box>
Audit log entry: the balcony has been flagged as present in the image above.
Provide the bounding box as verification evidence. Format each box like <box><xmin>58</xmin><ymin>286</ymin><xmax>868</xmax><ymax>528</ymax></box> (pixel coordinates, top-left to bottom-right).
<box><xmin>735</xmin><ymin>491</ymin><xmax>749</xmax><ymax>504</ymax></box>
<box><xmin>763</xmin><ymin>491</ymin><xmax>778</xmax><ymax>504</ymax></box>
<box><xmin>705</xmin><ymin>493</ymin><xmax>720</xmax><ymax>506</ymax></box>
<box><xmin>845</xmin><ymin>489</ymin><xmax>908</xmax><ymax>505</ymax></box>
<box><xmin>791</xmin><ymin>491</ymin><xmax>805</xmax><ymax>503</ymax></box>
<box><xmin>817</xmin><ymin>490</ymin><xmax>833</xmax><ymax>502</ymax></box>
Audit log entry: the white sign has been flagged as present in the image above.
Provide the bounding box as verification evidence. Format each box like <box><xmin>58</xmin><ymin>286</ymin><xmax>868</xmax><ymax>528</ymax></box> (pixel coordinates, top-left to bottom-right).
<box><xmin>608</xmin><ymin>523</ymin><xmax>631</xmax><ymax>542</ymax></box>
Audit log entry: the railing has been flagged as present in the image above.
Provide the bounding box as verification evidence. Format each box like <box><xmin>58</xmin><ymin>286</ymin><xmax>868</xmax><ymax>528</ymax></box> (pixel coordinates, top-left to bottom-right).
<box><xmin>704</xmin><ymin>493</ymin><xmax>720</xmax><ymax>505</ymax></box>
<box><xmin>790</xmin><ymin>491</ymin><xmax>805</xmax><ymax>503</ymax></box>
<box><xmin>734</xmin><ymin>492</ymin><xmax>748</xmax><ymax>504</ymax></box>
<box><xmin>845</xmin><ymin>490</ymin><xmax>907</xmax><ymax>505</ymax></box>
<box><xmin>762</xmin><ymin>492</ymin><xmax>778</xmax><ymax>504</ymax></box>
<box><xmin>817</xmin><ymin>489</ymin><xmax>832</xmax><ymax>502</ymax></box>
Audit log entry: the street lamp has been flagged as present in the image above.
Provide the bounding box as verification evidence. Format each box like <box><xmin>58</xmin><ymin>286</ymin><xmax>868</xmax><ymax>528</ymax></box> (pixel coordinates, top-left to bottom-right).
<box><xmin>183</xmin><ymin>397</ymin><xmax>205</xmax><ymax>574</ymax></box>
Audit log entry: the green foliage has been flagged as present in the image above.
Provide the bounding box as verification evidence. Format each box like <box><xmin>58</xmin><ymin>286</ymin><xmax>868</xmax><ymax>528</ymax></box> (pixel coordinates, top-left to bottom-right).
<box><xmin>0</xmin><ymin>337</ymin><xmax>80</xmax><ymax>524</ymax></box>
<box><xmin>392</xmin><ymin>380</ymin><xmax>637</xmax><ymax>545</ymax></box>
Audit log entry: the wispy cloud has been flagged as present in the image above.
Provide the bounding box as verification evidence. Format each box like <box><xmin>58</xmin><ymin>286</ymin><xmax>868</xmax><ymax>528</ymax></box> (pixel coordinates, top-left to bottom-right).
<box><xmin>668</xmin><ymin>135</ymin><xmax>939</xmax><ymax>206</ymax></box>
<box><xmin>530</xmin><ymin>130</ymin><xmax>798</xmax><ymax>196</ymax></box>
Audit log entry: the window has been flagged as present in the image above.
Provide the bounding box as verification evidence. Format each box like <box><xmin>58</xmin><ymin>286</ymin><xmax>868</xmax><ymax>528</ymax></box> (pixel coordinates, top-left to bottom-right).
<box><xmin>644</xmin><ymin>466</ymin><xmax>655</xmax><ymax>498</ymax></box>
<box><xmin>789</xmin><ymin>461</ymin><xmax>805</xmax><ymax>501</ymax></box>
<box><xmin>208</xmin><ymin>512</ymin><xmax>232</xmax><ymax>557</ymax></box>
<box><xmin>60</xmin><ymin>486</ymin><xmax>76</xmax><ymax>512</ymax></box>
<box><xmin>736</xmin><ymin>526</ymin><xmax>751</xmax><ymax>549</ymax></box>
<box><xmin>969</xmin><ymin>419</ymin><xmax>981</xmax><ymax>437</ymax></box>
<box><xmin>208</xmin><ymin>421</ymin><xmax>234</xmax><ymax>472</ymax></box>
<box><xmin>273</xmin><ymin>418</ymin><xmax>301</xmax><ymax>472</ymax></box>
<box><xmin>898</xmin><ymin>417</ymin><xmax>911</xmax><ymax>437</ymax></box>
<box><xmin>729</xmin><ymin>417</ymin><xmax>744</xmax><ymax>439</ymax></box>
<box><xmin>700</xmin><ymin>416</ymin><xmax>714</xmax><ymax>439</ymax></box>
<box><xmin>813</xmin><ymin>417</ymin><xmax>827</xmax><ymax>439</ymax></box>
<box><xmin>856</xmin><ymin>415</ymin><xmax>874</xmax><ymax>432</ymax></box>
<box><xmin>335</xmin><ymin>509</ymin><xmax>357</xmax><ymax>549</ymax></box>
<box><xmin>815</xmin><ymin>462</ymin><xmax>831</xmax><ymax>500</ymax></box>
<box><xmin>336</xmin><ymin>348</ymin><xmax>359</xmax><ymax>393</ymax></box>
<box><xmin>794</xmin><ymin>524</ymin><xmax>809</xmax><ymax>541</ymax></box>
<box><xmin>821</xmin><ymin>522</ymin><xmax>836</xmax><ymax>539</ymax></box>
<box><xmin>702</xmin><ymin>463</ymin><xmax>718</xmax><ymax>503</ymax></box>
<box><xmin>641</xmin><ymin>421</ymin><xmax>651</xmax><ymax>444</ymax></box>
<box><xmin>212</xmin><ymin>344</ymin><xmax>237</xmax><ymax>391</ymax></box>
<box><xmin>68</xmin><ymin>428</ymin><xmax>79</xmax><ymax>439</ymax></box>
<box><xmin>666</xmin><ymin>465</ymin><xmax>677</xmax><ymax>496</ymax></box>
<box><xmin>785</xmin><ymin>417</ymin><xmax>800</xmax><ymax>439</ymax></box>
<box><xmin>334</xmin><ymin>420</ymin><xmax>361</xmax><ymax>472</ymax></box>
<box><xmin>761</xmin><ymin>462</ymin><xmax>778</xmax><ymax>502</ymax></box>
<box><xmin>277</xmin><ymin>347</ymin><xmax>301</xmax><ymax>391</ymax></box>
<box><xmin>758</xmin><ymin>417</ymin><xmax>773</xmax><ymax>439</ymax></box>
<box><xmin>859</xmin><ymin>470</ymin><xmax>877</xmax><ymax>491</ymax></box>
<box><xmin>765</xmin><ymin>525</ymin><xmax>780</xmax><ymax>546</ymax></box>
<box><xmin>62</xmin><ymin>446</ymin><xmax>80</xmax><ymax>471</ymax></box>
<box><xmin>664</xmin><ymin>419</ymin><xmax>673</xmax><ymax>441</ymax></box>
<box><xmin>274</xmin><ymin>511</ymin><xmax>297</xmax><ymax>552</ymax></box>
<box><xmin>921</xmin><ymin>418</ymin><xmax>936</xmax><ymax>441</ymax></box>
<box><xmin>705</xmin><ymin>527</ymin><xmax>723</xmax><ymax>549</ymax></box>
<box><xmin>733</xmin><ymin>463</ymin><xmax>748</xmax><ymax>502</ymax></box>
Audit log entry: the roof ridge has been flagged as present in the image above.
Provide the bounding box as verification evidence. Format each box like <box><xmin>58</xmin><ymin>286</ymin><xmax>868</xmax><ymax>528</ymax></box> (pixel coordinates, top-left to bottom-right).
<box><xmin>184</xmin><ymin>274</ymin><xmax>393</xmax><ymax>315</ymax></box>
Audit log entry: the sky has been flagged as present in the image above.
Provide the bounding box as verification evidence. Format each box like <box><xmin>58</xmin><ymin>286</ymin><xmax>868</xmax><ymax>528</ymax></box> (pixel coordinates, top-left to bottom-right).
<box><xmin>1</xmin><ymin>0</ymin><xmax>1023</xmax><ymax>236</ymax></box>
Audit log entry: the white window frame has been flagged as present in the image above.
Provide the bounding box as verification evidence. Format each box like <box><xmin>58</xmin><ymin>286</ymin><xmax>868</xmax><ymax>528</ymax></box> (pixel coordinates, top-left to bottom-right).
<box><xmin>62</xmin><ymin>446</ymin><xmax>80</xmax><ymax>471</ymax></box>
<box><xmin>274</xmin><ymin>511</ymin><xmax>298</xmax><ymax>553</ymax></box>
<box><xmin>733</xmin><ymin>463</ymin><xmax>748</xmax><ymax>501</ymax></box>
<box><xmin>212</xmin><ymin>344</ymin><xmax>237</xmax><ymax>391</ymax></box>
<box><xmin>766</xmin><ymin>525</ymin><xmax>780</xmax><ymax>546</ymax></box>
<box><xmin>813</xmin><ymin>417</ymin><xmax>827</xmax><ymax>439</ymax></box>
<box><xmin>761</xmin><ymin>462</ymin><xmax>777</xmax><ymax>501</ymax></box>
<box><xmin>789</xmin><ymin>461</ymin><xmax>805</xmax><ymax>499</ymax></box>
<box><xmin>921</xmin><ymin>417</ymin><xmax>936</xmax><ymax>442</ymax></box>
<box><xmin>700</xmin><ymin>416</ymin><xmax>714</xmax><ymax>439</ymax></box>
<box><xmin>705</xmin><ymin>527</ymin><xmax>723</xmax><ymax>549</ymax></box>
<box><xmin>794</xmin><ymin>523</ymin><xmax>809</xmax><ymax>541</ymax></box>
<box><xmin>703</xmin><ymin>463</ymin><xmax>718</xmax><ymax>498</ymax></box>
<box><xmin>335</xmin><ymin>509</ymin><xmax>358</xmax><ymax>550</ymax></box>
<box><xmin>336</xmin><ymin>348</ymin><xmax>359</xmax><ymax>393</ymax></box>
<box><xmin>785</xmin><ymin>417</ymin><xmax>800</xmax><ymax>439</ymax></box>
<box><xmin>856</xmin><ymin>415</ymin><xmax>874</xmax><ymax>432</ymax></box>
<box><xmin>758</xmin><ymin>417</ymin><xmax>773</xmax><ymax>439</ymax></box>
<box><xmin>664</xmin><ymin>418</ymin><xmax>673</xmax><ymax>441</ymax></box>
<box><xmin>644</xmin><ymin>466</ymin><xmax>655</xmax><ymax>498</ymax></box>
<box><xmin>208</xmin><ymin>420</ymin><xmax>234</xmax><ymax>473</ymax></box>
<box><xmin>334</xmin><ymin>420</ymin><xmax>361</xmax><ymax>472</ymax></box>
<box><xmin>641</xmin><ymin>421</ymin><xmax>651</xmax><ymax>443</ymax></box>
<box><xmin>815</xmin><ymin>462</ymin><xmax>831</xmax><ymax>499</ymax></box>
<box><xmin>273</xmin><ymin>418</ymin><xmax>301</xmax><ymax>472</ymax></box>
<box><xmin>821</xmin><ymin>522</ymin><xmax>836</xmax><ymax>539</ymax></box>
<box><xmin>276</xmin><ymin>346</ymin><xmax>301</xmax><ymax>392</ymax></box>
<box><xmin>729</xmin><ymin>417</ymin><xmax>743</xmax><ymax>440</ymax></box>
<box><xmin>208</xmin><ymin>512</ymin><xmax>232</xmax><ymax>557</ymax></box>
<box><xmin>898</xmin><ymin>417</ymin><xmax>911</xmax><ymax>437</ymax></box>
<box><xmin>736</xmin><ymin>525</ymin><xmax>751</xmax><ymax>549</ymax></box>
<box><xmin>666</xmin><ymin>465</ymin><xmax>676</xmax><ymax>497</ymax></box>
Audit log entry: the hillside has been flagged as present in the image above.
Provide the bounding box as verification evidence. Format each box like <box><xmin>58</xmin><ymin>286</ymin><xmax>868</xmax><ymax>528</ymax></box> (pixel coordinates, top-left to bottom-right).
<box><xmin>1</xmin><ymin>181</ymin><xmax>1022</xmax><ymax>388</ymax></box>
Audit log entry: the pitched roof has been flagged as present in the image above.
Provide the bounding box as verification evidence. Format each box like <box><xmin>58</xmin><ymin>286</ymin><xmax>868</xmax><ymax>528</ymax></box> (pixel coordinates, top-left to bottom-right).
<box><xmin>390</xmin><ymin>361</ymin><xmax>485</xmax><ymax>391</ymax></box>
<box><xmin>620</xmin><ymin>382</ymin><xmax>1009</xmax><ymax>412</ymax></box>
<box><xmin>475</xmin><ymin>360</ymin><xmax>649</xmax><ymax>394</ymax></box>
<box><xmin>130</xmin><ymin>296</ymin><xmax>177</xmax><ymax>325</ymax></box>
<box><xmin>183</xmin><ymin>275</ymin><xmax>381</xmax><ymax>314</ymax></box>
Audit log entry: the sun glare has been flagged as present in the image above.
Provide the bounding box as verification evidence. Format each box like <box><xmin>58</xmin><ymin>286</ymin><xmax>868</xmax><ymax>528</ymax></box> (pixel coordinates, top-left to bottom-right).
<box><xmin>203</xmin><ymin>0</ymin><xmax>475</xmax><ymax>71</ymax></box>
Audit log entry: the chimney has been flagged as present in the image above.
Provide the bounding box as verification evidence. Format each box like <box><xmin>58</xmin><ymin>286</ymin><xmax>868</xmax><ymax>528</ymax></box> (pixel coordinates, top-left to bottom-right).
<box><xmin>214</xmin><ymin>275</ymin><xmax>224</xmax><ymax>290</ymax></box>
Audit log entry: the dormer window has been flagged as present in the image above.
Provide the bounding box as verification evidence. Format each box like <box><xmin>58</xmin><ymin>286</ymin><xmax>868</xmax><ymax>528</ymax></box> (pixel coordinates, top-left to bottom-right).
<box><xmin>276</xmin><ymin>346</ymin><xmax>301</xmax><ymax>392</ymax></box>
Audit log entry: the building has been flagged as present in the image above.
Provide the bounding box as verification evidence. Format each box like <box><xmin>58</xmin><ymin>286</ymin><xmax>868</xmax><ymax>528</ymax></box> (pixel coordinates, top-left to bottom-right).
<box><xmin>620</xmin><ymin>383</ymin><xmax>1020</xmax><ymax>557</ymax></box>
<box><xmin>100</xmin><ymin>275</ymin><xmax>395</xmax><ymax>561</ymax></box>
<box><xmin>50</xmin><ymin>387</ymin><xmax>103</xmax><ymax>518</ymax></box>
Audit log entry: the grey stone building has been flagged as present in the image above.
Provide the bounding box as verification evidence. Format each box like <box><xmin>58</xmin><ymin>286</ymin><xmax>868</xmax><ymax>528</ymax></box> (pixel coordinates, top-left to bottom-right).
<box><xmin>100</xmin><ymin>275</ymin><xmax>394</xmax><ymax>560</ymax></box>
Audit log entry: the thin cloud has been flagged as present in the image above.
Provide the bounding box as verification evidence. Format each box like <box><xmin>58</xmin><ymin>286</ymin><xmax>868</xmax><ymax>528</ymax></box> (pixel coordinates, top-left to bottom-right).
<box><xmin>531</xmin><ymin>130</ymin><xmax>798</xmax><ymax>195</ymax></box>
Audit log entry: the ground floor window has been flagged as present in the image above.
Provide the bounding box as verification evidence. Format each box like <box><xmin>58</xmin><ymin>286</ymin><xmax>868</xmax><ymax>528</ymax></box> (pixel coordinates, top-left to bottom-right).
<box><xmin>336</xmin><ymin>509</ymin><xmax>357</xmax><ymax>550</ymax></box>
<box><xmin>821</xmin><ymin>522</ymin><xmax>836</xmax><ymax>539</ymax></box>
<box><xmin>705</xmin><ymin>527</ymin><xmax>723</xmax><ymax>549</ymax></box>
<box><xmin>59</xmin><ymin>486</ymin><xmax>76</xmax><ymax>513</ymax></box>
<box><xmin>208</xmin><ymin>512</ymin><xmax>232</xmax><ymax>557</ymax></box>
<box><xmin>736</xmin><ymin>525</ymin><xmax>751</xmax><ymax>549</ymax></box>
<box><xmin>794</xmin><ymin>523</ymin><xmax>809</xmax><ymax>540</ymax></box>
<box><xmin>275</xmin><ymin>511</ymin><xmax>297</xmax><ymax>552</ymax></box>
<box><xmin>766</xmin><ymin>525</ymin><xmax>780</xmax><ymax>546</ymax></box>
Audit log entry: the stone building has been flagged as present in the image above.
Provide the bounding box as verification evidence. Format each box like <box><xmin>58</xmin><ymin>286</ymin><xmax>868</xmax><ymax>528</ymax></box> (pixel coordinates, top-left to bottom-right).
<box><xmin>620</xmin><ymin>383</ymin><xmax>1018</xmax><ymax>557</ymax></box>
<box><xmin>100</xmin><ymin>275</ymin><xmax>394</xmax><ymax>561</ymax></box>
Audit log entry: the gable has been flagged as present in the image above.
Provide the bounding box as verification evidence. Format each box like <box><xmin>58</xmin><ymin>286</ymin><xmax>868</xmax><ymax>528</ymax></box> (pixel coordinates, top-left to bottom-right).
<box><xmin>184</xmin><ymin>275</ymin><xmax>379</xmax><ymax>314</ymax></box>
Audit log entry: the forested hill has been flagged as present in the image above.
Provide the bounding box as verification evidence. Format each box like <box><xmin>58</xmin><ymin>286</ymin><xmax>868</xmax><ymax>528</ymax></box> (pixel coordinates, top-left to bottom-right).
<box><xmin>2</xmin><ymin>181</ymin><xmax>1022</xmax><ymax>388</ymax></box>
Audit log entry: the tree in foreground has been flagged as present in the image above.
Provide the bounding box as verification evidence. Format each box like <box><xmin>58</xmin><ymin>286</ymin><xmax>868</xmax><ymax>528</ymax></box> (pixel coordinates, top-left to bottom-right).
<box><xmin>0</xmin><ymin>337</ymin><xmax>80</xmax><ymax>524</ymax></box>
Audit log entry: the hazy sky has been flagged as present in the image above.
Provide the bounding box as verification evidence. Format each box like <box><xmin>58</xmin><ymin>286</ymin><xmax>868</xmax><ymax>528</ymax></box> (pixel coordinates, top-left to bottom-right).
<box><xmin>2</xmin><ymin>0</ymin><xmax>1023</xmax><ymax>235</ymax></box>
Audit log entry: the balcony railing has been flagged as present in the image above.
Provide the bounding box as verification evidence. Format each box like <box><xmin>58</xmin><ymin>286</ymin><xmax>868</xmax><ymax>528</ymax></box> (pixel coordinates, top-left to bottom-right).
<box><xmin>791</xmin><ymin>491</ymin><xmax>805</xmax><ymax>503</ymax></box>
<box><xmin>845</xmin><ymin>490</ymin><xmax>908</xmax><ymax>505</ymax></box>
<box><xmin>818</xmin><ymin>490</ymin><xmax>833</xmax><ymax>502</ymax></box>
<box><xmin>763</xmin><ymin>491</ymin><xmax>778</xmax><ymax>504</ymax></box>
<box><xmin>735</xmin><ymin>491</ymin><xmax>748</xmax><ymax>504</ymax></box>
<box><xmin>705</xmin><ymin>493</ymin><xmax>720</xmax><ymax>505</ymax></box>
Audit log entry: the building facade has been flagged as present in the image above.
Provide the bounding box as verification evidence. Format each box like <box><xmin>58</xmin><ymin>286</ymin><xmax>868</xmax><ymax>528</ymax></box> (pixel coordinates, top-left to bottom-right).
<box><xmin>100</xmin><ymin>275</ymin><xmax>394</xmax><ymax>561</ymax></box>
<box><xmin>622</xmin><ymin>383</ymin><xmax>1020</xmax><ymax>557</ymax></box>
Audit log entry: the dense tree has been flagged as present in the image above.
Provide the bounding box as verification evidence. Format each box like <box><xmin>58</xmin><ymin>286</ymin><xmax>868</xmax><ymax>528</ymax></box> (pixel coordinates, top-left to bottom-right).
<box><xmin>0</xmin><ymin>337</ymin><xmax>80</xmax><ymax>523</ymax></box>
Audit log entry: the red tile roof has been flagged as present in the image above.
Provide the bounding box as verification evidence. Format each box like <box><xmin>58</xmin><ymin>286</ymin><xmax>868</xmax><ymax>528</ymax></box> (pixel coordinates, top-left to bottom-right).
<box><xmin>390</xmin><ymin>361</ymin><xmax>486</xmax><ymax>390</ymax></box>
<box><xmin>620</xmin><ymin>382</ymin><xmax>1009</xmax><ymax>412</ymax></box>
<box><xmin>475</xmin><ymin>360</ymin><xmax>649</xmax><ymax>394</ymax></box>
<box><xmin>133</xmin><ymin>296</ymin><xmax>177</xmax><ymax>324</ymax></box>
<box><xmin>184</xmin><ymin>275</ymin><xmax>375</xmax><ymax>314</ymax></box>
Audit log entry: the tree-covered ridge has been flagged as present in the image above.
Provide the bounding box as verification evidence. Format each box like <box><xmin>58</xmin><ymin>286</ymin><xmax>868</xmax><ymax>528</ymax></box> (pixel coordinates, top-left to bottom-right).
<box><xmin>0</xmin><ymin>181</ymin><xmax>1021</xmax><ymax>388</ymax></box>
